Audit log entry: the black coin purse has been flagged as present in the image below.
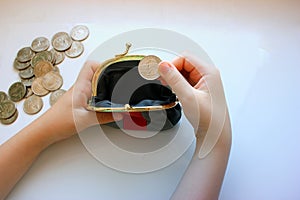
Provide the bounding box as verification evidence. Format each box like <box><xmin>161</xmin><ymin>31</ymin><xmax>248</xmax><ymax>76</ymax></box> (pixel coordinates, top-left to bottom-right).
<box><xmin>87</xmin><ymin>44</ymin><xmax>181</xmax><ymax>130</ymax></box>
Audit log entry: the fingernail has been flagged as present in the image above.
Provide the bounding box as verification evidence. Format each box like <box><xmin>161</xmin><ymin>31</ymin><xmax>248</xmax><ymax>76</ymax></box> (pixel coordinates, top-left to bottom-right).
<box><xmin>158</xmin><ymin>61</ymin><xmax>172</xmax><ymax>75</ymax></box>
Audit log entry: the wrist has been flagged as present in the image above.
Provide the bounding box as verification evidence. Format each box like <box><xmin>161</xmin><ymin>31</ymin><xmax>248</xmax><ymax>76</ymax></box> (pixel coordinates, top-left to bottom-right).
<box><xmin>41</xmin><ymin>105</ymin><xmax>77</xmax><ymax>144</ymax></box>
<box><xmin>194</xmin><ymin>113</ymin><xmax>231</xmax><ymax>157</ymax></box>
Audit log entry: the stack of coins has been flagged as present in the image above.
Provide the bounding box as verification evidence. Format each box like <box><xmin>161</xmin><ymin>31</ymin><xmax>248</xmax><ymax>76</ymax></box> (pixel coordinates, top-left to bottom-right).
<box><xmin>0</xmin><ymin>91</ymin><xmax>18</xmax><ymax>124</ymax></box>
<box><xmin>0</xmin><ymin>25</ymin><xmax>89</xmax><ymax>125</ymax></box>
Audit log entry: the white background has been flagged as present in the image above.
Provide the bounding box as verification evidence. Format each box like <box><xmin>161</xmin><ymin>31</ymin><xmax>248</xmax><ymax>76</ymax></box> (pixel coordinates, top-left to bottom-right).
<box><xmin>0</xmin><ymin>0</ymin><xmax>300</xmax><ymax>199</ymax></box>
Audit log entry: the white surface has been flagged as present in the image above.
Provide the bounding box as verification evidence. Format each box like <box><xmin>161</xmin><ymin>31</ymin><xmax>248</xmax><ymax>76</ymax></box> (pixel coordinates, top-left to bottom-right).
<box><xmin>0</xmin><ymin>0</ymin><xmax>300</xmax><ymax>199</ymax></box>
<box><xmin>80</xmin><ymin>115</ymin><xmax>194</xmax><ymax>174</ymax></box>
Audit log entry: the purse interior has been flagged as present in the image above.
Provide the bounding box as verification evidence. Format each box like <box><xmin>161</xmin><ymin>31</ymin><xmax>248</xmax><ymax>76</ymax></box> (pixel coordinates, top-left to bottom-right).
<box><xmin>89</xmin><ymin>59</ymin><xmax>182</xmax><ymax>131</ymax></box>
<box><xmin>92</xmin><ymin>60</ymin><xmax>177</xmax><ymax>108</ymax></box>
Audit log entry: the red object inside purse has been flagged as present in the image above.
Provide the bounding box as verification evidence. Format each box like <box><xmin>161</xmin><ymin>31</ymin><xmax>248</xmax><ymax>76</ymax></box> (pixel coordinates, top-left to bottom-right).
<box><xmin>123</xmin><ymin>112</ymin><xmax>147</xmax><ymax>130</ymax></box>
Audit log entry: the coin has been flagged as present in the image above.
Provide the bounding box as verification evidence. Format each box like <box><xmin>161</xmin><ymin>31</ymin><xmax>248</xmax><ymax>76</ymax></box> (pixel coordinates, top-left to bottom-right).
<box><xmin>65</xmin><ymin>41</ymin><xmax>84</xmax><ymax>58</ymax></box>
<box><xmin>0</xmin><ymin>100</ymin><xmax>16</xmax><ymax>119</ymax></box>
<box><xmin>50</xmin><ymin>49</ymin><xmax>65</xmax><ymax>65</ymax></box>
<box><xmin>13</xmin><ymin>58</ymin><xmax>31</xmax><ymax>70</ymax></box>
<box><xmin>138</xmin><ymin>55</ymin><xmax>162</xmax><ymax>80</ymax></box>
<box><xmin>31</xmin><ymin>37</ymin><xmax>50</xmax><ymax>52</ymax></box>
<box><xmin>52</xmin><ymin>66</ymin><xmax>60</xmax><ymax>74</ymax></box>
<box><xmin>52</xmin><ymin>32</ymin><xmax>72</xmax><ymax>52</ymax></box>
<box><xmin>0</xmin><ymin>91</ymin><xmax>8</xmax><ymax>103</ymax></box>
<box><xmin>19</xmin><ymin>66</ymin><xmax>34</xmax><ymax>79</ymax></box>
<box><xmin>42</xmin><ymin>71</ymin><xmax>63</xmax><ymax>91</ymax></box>
<box><xmin>1</xmin><ymin>109</ymin><xmax>18</xmax><ymax>125</ymax></box>
<box><xmin>4</xmin><ymin>25</ymin><xmax>90</xmax><ymax>125</ymax></box>
<box><xmin>8</xmin><ymin>82</ymin><xmax>26</xmax><ymax>102</ymax></box>
<box><xmin>31</xmin><ymin>51</ymin><xmax>53</xmax><ymax>68</ymax></box>
<box><xmin>23</xmin><ymin>95</ymin><xmax>43</xmax><ymax>115</ymax></box>
<box><xmin>31</xmin><ymin>77</ymin><xmax>49</xmax><ymax>96</ymax></box>
<box><xmin>25</xmin><ymin>88</ymin><xmax>34</xmax><ymax>98</ymax></box>
<box><xmin>21</xmin><ymin>76</ymin><xmax>35</xmax><ymax>87</ymax></box>
<box><xmin>17</xmin><ymin>47</ymin><xmax>35</xmax><ymax>63</ymax></box>
<box><xmin>49</xmin><ymin>89</ymin><xmax>66</xmax><ymax>106</ymax></box>
<box><xmin>34</xmin><ymin>60</ymin><xmax>53</xmax><ymax>77</ymax></box>
<box><xmin>70</xmin><ymin>25</ymin><xmax>89</xmax><ymax>41</ymax></box>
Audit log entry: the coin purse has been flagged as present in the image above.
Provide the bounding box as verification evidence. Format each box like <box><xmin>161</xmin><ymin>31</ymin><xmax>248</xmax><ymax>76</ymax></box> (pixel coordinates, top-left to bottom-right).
<box><xmin>87</xmin><ymin>44</ymin><xmax>181</xmax><ymax>131</ymax></box>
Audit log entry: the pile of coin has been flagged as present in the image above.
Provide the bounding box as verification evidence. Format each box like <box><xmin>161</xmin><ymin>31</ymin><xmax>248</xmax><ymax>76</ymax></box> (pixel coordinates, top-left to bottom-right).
<box><xmin>0</xmin><ymin>25</ymin><xmax>89</xmax><ymax>125</ymax></box>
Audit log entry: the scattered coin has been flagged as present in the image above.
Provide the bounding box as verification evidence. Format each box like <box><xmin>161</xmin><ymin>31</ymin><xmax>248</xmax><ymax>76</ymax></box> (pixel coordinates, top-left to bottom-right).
<box><xmin>23</xmin><ymin>95</ymin><xmax>43</xmax><ymax>115</ymax></box>
<box><xmin>34</xmin><ymin>61</ymin><xmax>53</xmax><ymax>77</ymax></box>
<box><xmin>70</xmin><ymin>25</ymin><xmax>89</xmax><ymax>41</ymax></box>
<box><xmin>3</xmin><ymin>25</ymin><xmax>90</xmax><ymax>125</ymax></box>
<box><xmin>1</xmin><ymin>109</ymin><xmax>18</xmax><ymax>125</ymax></box>
<box><xmin>0</xmin><ymin>91</ymin><xmax>8</xmax><ymax>103</ymax></box>
<box><xmin>42</xmin><ymin>71</ymin><xmax>63</xmax><ymax>91</ymax></box>
<box><xmin>31</xmin><ymin>51</ymin><xmax>53</xmax><ymax>68</ymax></box>
<box><xmin>49</xmin><ymin>89</ymin><xmax>66</xmax><ymax>106</ymax></box>
<box><xmin>50</xmin><ymin>49</ymin><xmax>65</xmax><ymax>65</ymax></box>
<box><xmin>21</xmin><ymin>76</ymin><xmax>35</xmax><ymax>87</ymax></box>
<box><xmin>31</xmin><ymin>37</ymin><xmax>50</xmax><ymax>52</ymax></box>
<box><xmin>0</xmin><ymin>100</ymin><xmax>16</xmax><ymax>119</ymax></box>
<box><xmin>138</xmin><ymin>55</ymin><xmax>162</xmax><ymax>80</ymax></box>
<box><xmin>31</xmin><ymin>77</ymin><xmax>49</xmax><ymax>96</ymax></box>
<box><xmin>65</xmin><ymin>41</ymin><xmax>84</xmax><ymax>58</ymax></box>
<box><xmin>13</xmin><ymin>58</ymin><xmax>31</xmax><ymax>70</ymax></box>
<box><xmin>25</xmin><ymin>88</ymin><xmax>34</xmax><ymax>98</ymax></box>
<box><xmin>52</xmin><ymin>32</ymin><xmax>73</xmax><ymax>52</ymax></box>
<box><xmin>52</xmin><ymin>66</ymin><xmax>60</xmax><ymax>74</ymax></box>
<box><xmin>8</xmin><ymin>82</ymin><xmax>26</xmax><ymax>102</ymax></box>
<box><xmin>19</xmin><ymin>66</ymin><xmax>34</xmax><ymax>79</ymax></box>
<box><xmin>17</xmin><ymin>47</ymin><xmax>35</xmax><ymax>63</ymax></box>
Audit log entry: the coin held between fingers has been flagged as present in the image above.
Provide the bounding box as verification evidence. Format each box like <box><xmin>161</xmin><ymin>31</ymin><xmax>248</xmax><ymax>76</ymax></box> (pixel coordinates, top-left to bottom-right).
<box><xmin>138</xmin><ymin>55</ymin><xmax>161</xmax><ymax>80</ymax></box>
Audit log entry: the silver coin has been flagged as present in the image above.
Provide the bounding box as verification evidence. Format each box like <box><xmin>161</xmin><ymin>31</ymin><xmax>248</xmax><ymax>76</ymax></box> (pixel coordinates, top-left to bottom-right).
<box><xmin>138</xmin><ymin>55</ymin><xmax>161</xmax><ymax>80</ymax></box>
<box><xmin>51</xmin><ymin>32</ymin><xmax>73</xmax><ymax>52</ymax></box>
<box><xmin>42</xmin><ymin>71</ymin><xmax>63</xmax><ymax>91</ymax></box>
<box><xmin>23</xmin><ymin>95</ymin><xmax>43</xmax><ymax>115</ymax></box>
<box><xmin>19</xmin><ymin>66</ymin><xmax>34</xmax><ymax>79</ymax></box>
<box><xmin>70</xmin><ymin>25</ymin><xmax>89</xmax><ymax>41</ymax></box>
<box><xmin>31</xmin><ymin>51</ymin><xmax>53</xmax><ymax>68</ymax></box>
<box><xmin>1</xmin><ymin>109</ymin><xmax>18</xmax><ymax>125</ymax></box>
<box><xmin>0</xmin><ymin>100</ymin><xmax>16</xmax><ymax>119</ymax></box>
<box><xmin>0</xmin><ymin>91</ymin><xmax>8</xmax><ymax>103</ymax></box>
<box><xmin>17</xmin><ymin>47</ymin><xmax>35</xmax><ymax>63</ymax></box>
<box><xmin>25</xmin><ymin>88</ymin><xmax>34</xmax><ymax>98</ymax></box>
<box><xmin>8</xmin><ymin>82</ymin><xmax>26</xmax><ymax>102</ymax></box>
<box><xmin>31</xmin><ymin>37</ymin><xmax>50</xmax><ymax>52</ymax></box>
<box><xmin>49</xmin><ymin>89</ymin><xmax>66</xmax><ymax>106</ymax></box>
<box><xmin>65</xmin><ymin>41</ymin><xmax>84</xmax><ymax>58</ymax></box>
<box><xmin>50</xmin><ymin>49</ymin><xmax>65</xmax><ymax>65</ymax></box>
<box><xmin>52</xmin><ymin>65</ymin><xmax>60</xmax><ymax>74</ymax></box>
<box><xmin>31</xmin><ymin>77</ymin><xmax>49</xmax><ymax>97</ymax></box>
<box><xmin>21</xmin><ymin>76</ymin><xmax>35</xmax><ymax>87</ymax></box>
<box><xmin>13</xmin><ymin>58</ymin><xmax>31</xmax><ymax>70</ymax></box>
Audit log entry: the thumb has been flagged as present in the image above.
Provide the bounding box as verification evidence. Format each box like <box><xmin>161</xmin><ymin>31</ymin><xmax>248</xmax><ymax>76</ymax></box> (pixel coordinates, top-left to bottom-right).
<box><xmin>158</xmin><ymin>61</ymin><xmax>194</xmax><ymax>101</ymax></box>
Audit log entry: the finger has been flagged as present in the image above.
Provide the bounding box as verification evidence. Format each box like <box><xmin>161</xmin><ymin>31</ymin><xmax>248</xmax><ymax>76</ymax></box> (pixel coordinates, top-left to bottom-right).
<box><xmin>77</xmin><ymin>60</ymin><xmax>100</xmax><ymax>83</ymax></box>
<box><xmin>158</xmin><ymin>61</ymin><xmax>194</xmax><ymax>101</ymax></box>
<box><xmin>157</xmin><ymin>77</ymin><xmax>168</xmax><ymax>86</ymax></box>
<box><xmin>172</xmin><ymin>57</ymin><xmax>202</xmax><ymax>86</ymax></box>
<box><xmin>173</xmin><ymin>56</ymin><xmax>196</xmax><ymax>72</ymax></box>
<box><xmin>73</xmin><ymin>61</ymin><xmax>100</xmax><ymax>98</ymax></box>
<box><xmin>181</xmin><ymin>52</ymin><xmax>218</xmax><ymax>76</ymax></box>
<box><xmin>95</xmin><ymin>112</ymin><xmax>123</xmax><ymax>124</ymax></box>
